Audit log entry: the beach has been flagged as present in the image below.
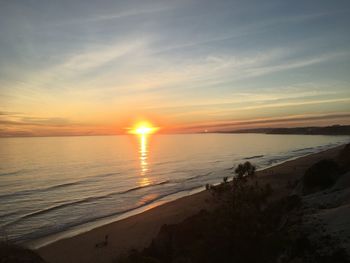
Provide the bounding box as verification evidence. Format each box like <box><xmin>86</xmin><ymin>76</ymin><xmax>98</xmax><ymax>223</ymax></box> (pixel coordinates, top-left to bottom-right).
<box><xmin>36</xmin><ymin>144</ymin><xmax>346</xmax><ymax>263</ymax></box>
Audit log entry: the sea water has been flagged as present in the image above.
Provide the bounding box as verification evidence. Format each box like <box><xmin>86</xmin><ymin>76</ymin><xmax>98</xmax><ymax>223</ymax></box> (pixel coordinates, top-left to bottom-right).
<box><xmin>0</xmin><ymin>134</ymin><xmax>349</xmax><ymax>246</ymax></box>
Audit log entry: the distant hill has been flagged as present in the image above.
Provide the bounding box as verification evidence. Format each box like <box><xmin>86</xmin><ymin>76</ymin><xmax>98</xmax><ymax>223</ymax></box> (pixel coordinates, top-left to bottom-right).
<box><xmin>216</xmin><ymin>125</ymin><xmax>350</xmax><ymax>135</ymax></box>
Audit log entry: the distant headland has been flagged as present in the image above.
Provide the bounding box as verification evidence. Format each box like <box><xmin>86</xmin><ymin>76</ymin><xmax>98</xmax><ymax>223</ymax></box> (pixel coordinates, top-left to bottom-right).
<box><xmin>214</xmin><ymin>125</ymin><xmax>350</xmax><ymax>135</ymax></box>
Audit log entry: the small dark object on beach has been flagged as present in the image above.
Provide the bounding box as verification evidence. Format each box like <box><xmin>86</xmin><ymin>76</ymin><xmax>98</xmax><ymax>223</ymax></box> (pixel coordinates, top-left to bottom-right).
<box><xmin>95</xmin><ymin>235</ymin><xmax>109</xmax><ymax>248</ymax></box>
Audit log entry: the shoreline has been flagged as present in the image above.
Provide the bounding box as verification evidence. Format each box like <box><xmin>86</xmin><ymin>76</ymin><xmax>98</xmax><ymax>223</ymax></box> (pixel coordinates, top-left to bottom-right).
<box><xmin>26</xmin><ymin>142</ymin><xmax>343</xmax><ymax>250</ymax></box>
<box><xmin>36</xmin><ymin>143</ymin><xmax>347</xmax><ymax>263</ymax></box>
<box><xmin>26</xmin><ymin>186</ymin><xmax>205</xmax><ymax>250</ymax></box>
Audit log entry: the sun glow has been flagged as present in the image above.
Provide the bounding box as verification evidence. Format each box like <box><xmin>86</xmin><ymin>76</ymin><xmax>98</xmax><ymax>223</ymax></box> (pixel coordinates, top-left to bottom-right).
<box><xmin>128</xmin><ymin>122</ymin><xmax>159</xmax><ymax>135</ymax></box>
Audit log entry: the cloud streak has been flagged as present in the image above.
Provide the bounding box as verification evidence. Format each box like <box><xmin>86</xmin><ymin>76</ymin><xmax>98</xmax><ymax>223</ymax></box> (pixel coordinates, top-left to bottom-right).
<box><xmin>179</xmin><ymin>113</ymin><xmax>350</xmax><ymax>132</ymax></box>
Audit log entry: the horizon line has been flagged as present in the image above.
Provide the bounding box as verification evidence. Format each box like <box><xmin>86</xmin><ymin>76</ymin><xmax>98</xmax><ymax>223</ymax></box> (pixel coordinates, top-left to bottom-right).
<box><xmin>1</xmin><ymin>124</ymin><xmax>349</xmax><ymax>138</ymax></box>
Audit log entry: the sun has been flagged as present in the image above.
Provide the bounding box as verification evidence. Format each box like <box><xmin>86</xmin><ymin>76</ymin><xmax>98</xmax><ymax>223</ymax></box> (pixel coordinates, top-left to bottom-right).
<box><xmin>128</xmin><ymin>122</ymin><xmax>159</xmax><ymax>135</ymax></box>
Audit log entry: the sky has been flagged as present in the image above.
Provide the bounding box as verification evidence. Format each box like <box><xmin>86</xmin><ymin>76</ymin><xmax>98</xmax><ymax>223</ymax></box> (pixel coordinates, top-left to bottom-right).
<box><xmin>0</xmin><ymin>0</ymin><xmax>350</xmax><ymax>136</ymax></box>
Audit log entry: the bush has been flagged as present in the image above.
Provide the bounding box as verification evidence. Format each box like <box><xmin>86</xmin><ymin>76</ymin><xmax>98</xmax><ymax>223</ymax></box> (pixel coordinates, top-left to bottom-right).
<box><xmin>303</xmin><ymin>159</ymin><xmax>341</xmax><ymax>194</ymax></box>
<box><xmin>126</xmin><ymin>163</ymin><xmax>279</xmax><ymax>263</ymax></box>
<box><xmin>337</xmin><ymin>143</ymin><xmax>350</xmax><ymax>172</ymax></box>
<box><xmin>234</xmin><ymin>161</ymin><xmax>256</xmax><ymax>179</ymax></box>
<box><xmin>117</xmin><ymin>159</ymin><xmax>349</xmax><ymax>263</ymax></box>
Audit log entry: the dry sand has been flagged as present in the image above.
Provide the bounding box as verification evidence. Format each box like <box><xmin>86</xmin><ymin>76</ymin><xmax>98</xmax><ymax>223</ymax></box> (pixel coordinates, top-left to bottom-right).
<box><xmin>37</xmin><ymin>145</ymin><xmax>345</xmax><ymax>263</ymax></box>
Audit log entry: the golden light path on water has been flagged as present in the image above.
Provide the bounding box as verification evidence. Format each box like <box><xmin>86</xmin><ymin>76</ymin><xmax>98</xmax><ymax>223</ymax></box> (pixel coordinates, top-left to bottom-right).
<box><xmin>128</xmin><ymin>121</ymin><xmax>158</xmax><ymax>187</ymax></box>
<box><xmin>138</xmin><ymin>134</ymin><xmax>150</xmax><ymax>186</ymax></box>
<box><xmin>137</xmin><ymin>134</ymin><xmax>162</xmax><ymax>207</ymax></box>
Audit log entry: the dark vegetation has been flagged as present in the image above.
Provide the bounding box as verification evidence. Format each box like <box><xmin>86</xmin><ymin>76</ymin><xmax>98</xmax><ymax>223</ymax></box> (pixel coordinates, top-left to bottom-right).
<box><xmin>0</xmin><ymin>242</ymin><xmax>46</xmax><ymax>263</ymax></box>
<box><xmin>301</xmin><ymin>144</ymin><xmax>350</xmax><ymax>195</ymax></box>
<box><xmin>117</xmin><ymin>145</ymin><xmax>350</xmax><ymax>263</ymax></box>
<box><xmin>302</xmin><ymin>159</ymin><xmax>341</xmax><ymax>194</ymax></box>
<box><xmin>337</xmin><ymin>143</ymin><xmax>350</xmax><ymax>171</ymax></box>
<box><xmin>218</xmin><ymin>125</ymin><xmax>350</xmax><ymax>135</ymax></box>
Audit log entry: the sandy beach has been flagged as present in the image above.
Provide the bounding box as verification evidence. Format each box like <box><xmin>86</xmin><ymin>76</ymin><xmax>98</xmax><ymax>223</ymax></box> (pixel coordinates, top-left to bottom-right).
<box><xmin>36</xmin><ymin>145</ymin><xmax>346</xmax><ymax>263</ymax></box>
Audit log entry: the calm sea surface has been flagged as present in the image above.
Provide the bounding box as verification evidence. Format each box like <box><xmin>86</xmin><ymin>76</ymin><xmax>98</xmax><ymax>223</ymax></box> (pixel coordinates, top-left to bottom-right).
<box><xmin>0</xmin><ymin>134</ymin><xmax>349</xmax><ymax>246</ymax></box>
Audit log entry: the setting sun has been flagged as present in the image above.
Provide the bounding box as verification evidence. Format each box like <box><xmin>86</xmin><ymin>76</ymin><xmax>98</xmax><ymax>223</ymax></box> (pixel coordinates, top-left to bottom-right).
<box><xmin>128</xmin><ymin>122</ymin><xmax>159</xmax><ymax>135</ymax></box>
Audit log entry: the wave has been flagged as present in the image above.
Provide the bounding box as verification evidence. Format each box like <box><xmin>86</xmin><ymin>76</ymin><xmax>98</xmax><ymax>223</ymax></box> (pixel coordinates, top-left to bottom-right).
<box><xmin>0</xmin><ymin>172</ymin><xmax>121</xmax><ymax>200</ymax></box>
<box><xmin>186</xmin><ymin>172</ymin><xmax>212</xmax><ymax>181</ymax></box>
<box><xmin>243</xmin><ymin>155</ymin><xmax>264</xmax><ymax>160</ymax></box>
<box><xmin>10</xmin><ymin>185</ymin><xmax>202</xmax><ymax>243</ymax></box>
<box><xmin>0</xmin><ymin>210</ymin><xmax>23</xmax><ymax>220</ymax></box>
<box><xmin>291</xmin><ymin>147</ymin><xmax>314</xmax><ymax>153</ymax></box>
<box><xmin>264</xmin><ymin>145</ymin><xmax>327</xmax><ymax>167</ymax></box>
<box><xmin>266</xmin><ymin>156</ymin><xmax>290</xmax><ymax>165</ymax></box>
<box><xmin>5</xmin><ymin>170</ymin><xmax>211</xmax><ymax>228</ymax></box>
<box><xmin>121</xmin><ymin>180</ymin><xmax>170</xmax><ymax>194</ymax></box>
<box><xmin>0</xmin><ymin>170</ymin><xmax>25</xmax><ymax>177</ymax></box>
<box><xmin>120</xmin><ymin>171</ymin><xmax>212</xmax><ymax>192</ymax></box>
<box><xmin>153</xmin><ymin>159</ymin><xmax>183</xmax><ymax>166</ymax></box>
<box><xmin>4</xmin><ymin>179</ymin><xmax>172</xmax><ymax>227</ymax></box>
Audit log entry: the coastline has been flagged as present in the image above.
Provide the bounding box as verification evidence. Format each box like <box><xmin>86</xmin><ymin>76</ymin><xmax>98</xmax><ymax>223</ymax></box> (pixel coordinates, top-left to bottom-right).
<box><xmin>26</xmin><ymin>141</ymin><xmax>343</xmax><ymax>250</ymax></box>
<box><xmin>35</xmin><ymin>144</ymin><xmax>347</xmax><ymax>263</ymax></box>
<box><xmin>26</xmin><ymin>186</ymin><xmax>205</xmax><ymax>249</ymax></box>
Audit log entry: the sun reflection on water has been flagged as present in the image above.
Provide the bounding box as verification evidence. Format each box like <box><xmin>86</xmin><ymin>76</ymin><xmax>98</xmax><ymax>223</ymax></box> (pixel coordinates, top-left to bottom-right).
<box><xmin>138</xmin><ymin>134</ymin><xmax>150</xmax><ymax>186</ymax></box>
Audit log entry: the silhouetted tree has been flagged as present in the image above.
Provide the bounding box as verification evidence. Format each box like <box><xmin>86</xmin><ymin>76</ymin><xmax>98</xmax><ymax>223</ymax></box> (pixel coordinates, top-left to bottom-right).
<box><xmin>234</xmin><ymin>161</ymin><xmax>256</xmax><ymax>179</ymax></box>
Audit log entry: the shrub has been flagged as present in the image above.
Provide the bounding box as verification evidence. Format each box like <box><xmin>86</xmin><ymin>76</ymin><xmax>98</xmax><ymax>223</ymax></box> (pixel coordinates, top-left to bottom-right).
<box><xmin>234</xmin><ymin>161</ymin><xmax>256</xmax><ymax>179</ymax></box>
<box><xmin>337</xmin><ymin>143</ymin><xmax>350</xmax><ymax>172</ymax></box>
<box><xmin>303</xmin><ymin>159</ymin><xmax>340</xmax><ymax>194</ymax></box>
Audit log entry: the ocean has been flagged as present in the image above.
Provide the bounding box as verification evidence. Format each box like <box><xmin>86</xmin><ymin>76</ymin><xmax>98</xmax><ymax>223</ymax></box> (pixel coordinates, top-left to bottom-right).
<box><xmin>0</xmin><ymin>134</ymin><xmax>349</xmax><ymax>247</ymax></box>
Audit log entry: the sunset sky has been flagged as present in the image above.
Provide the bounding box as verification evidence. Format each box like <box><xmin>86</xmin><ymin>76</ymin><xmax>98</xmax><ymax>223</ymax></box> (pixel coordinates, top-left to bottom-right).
<box><xmin>1</xmin><ymin>0</ymin><xmax>350</xmax><ymax>136</ymax></box>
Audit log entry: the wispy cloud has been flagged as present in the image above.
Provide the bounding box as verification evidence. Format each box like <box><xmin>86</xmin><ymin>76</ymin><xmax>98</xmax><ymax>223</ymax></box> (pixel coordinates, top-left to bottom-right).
<box><xmin>179</xmin><ymin>113</ymin><xmax>350</xmax><ymax>132</ymax></box>
<box><xmin>85</xmin><ymin>5</ymin><xmax>176</xmax><ymax>23</ymax></box>
<box><xmin>0</xmin><ymin>112</ymin><xmax>106</xmax><ymax>137</ymax></box>
<box><xmin>50</xmin><ymin>2</ymin><xmax>178</xmax><ymax>26</ymax></box>
<box><xmin>0</xmin><ymin>113</ymin><xmax>77</xmax><ymax>127</ymax></box>
<box><xmin>244</xmin><ymin>52</ymin><xmax>350</xmax><ymax>78</ymax></box>
<box><xmin>62</xmin><ymin>40</ymin><xmax>148</xmax><ymax>71</ymax></box>
<box><xmin>141</xmin><ymin>88</ymin><xmax>343</xmax><ymax>112</ymax></box>
<box><xmin>239</xmin><ymin>98</ymin><xmax>350</xmax><ymax>111</ymax></box>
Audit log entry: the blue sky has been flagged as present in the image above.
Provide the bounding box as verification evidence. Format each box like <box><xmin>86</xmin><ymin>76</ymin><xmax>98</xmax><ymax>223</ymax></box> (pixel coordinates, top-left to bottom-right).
<box><xmin>0</xmin><ymin>0</ymin><xmax>350</xmax><ymax>136</ymax></box>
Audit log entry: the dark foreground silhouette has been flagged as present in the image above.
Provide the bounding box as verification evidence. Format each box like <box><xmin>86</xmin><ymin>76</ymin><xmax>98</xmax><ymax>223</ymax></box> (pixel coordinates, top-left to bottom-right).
<box><xmin>117</xmin><ymin>145</ymin><xmax>350</xmax><ymax>263</ymax></box>
<box><xmin>219</xmin><ymin>124</ymin><xmax>350</xmax><ymax>135</ymax></box>
<box><xmin>0</xmin><ymin>242</ymin><xmax>46</xmax><ymax>263</ymax></box>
